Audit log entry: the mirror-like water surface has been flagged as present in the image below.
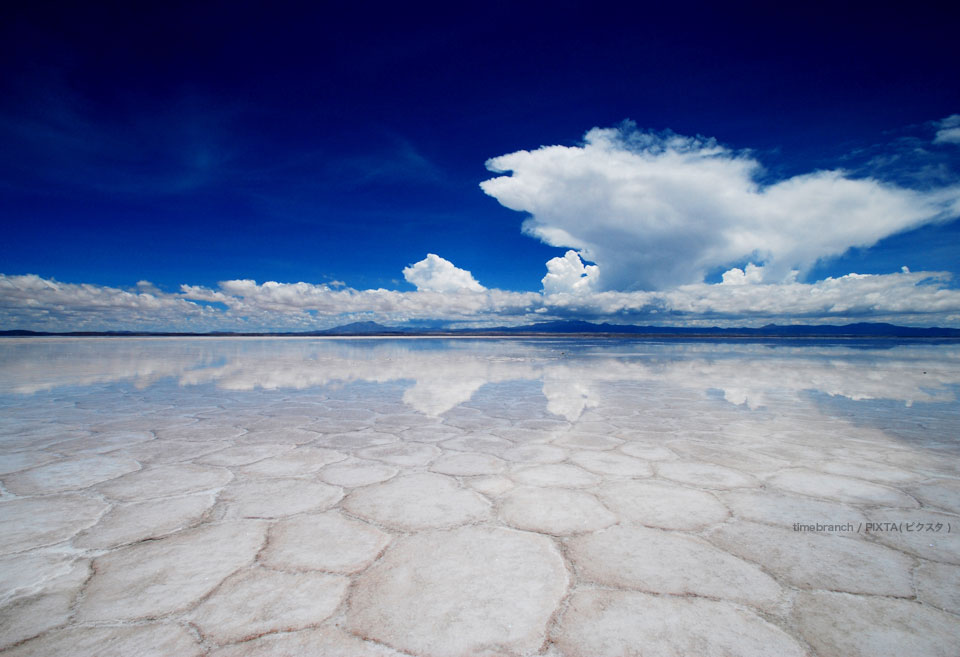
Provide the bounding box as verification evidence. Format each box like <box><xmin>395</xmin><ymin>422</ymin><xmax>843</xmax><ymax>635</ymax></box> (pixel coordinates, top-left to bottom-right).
<box><xmin>1</xmin><ymin>338</ymin><xmax>959</xmax><ymax>656</ymax></box>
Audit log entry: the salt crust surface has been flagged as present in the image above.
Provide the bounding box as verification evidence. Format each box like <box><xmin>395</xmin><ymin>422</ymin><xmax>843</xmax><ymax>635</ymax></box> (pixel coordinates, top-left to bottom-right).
<box><xmin>188</xmin><ymin>567</ymin><xmax>349</xmax><ymax>643</ymax></box>
<box><xmin>792</xmin><ymin>591</ymin><xmax>960</xmax><ymax>657</ymax></box>
<box><xmin>260</xmin><ymin>511</ymin><xmax>390</xmax><ymax>573</ymax></box>
<box><xmin>1</xmin><ymin>337</ymin><xmax>959</xmax><ymax>655</ymax></box>
<box><xmin>1</xmin><ymin>624</ymin><xmax>204</xmax><ymax>657</ymax></box>
<box><xmin>208</xmin><ymin>627</ymin><xmax>406</xmax><ymax>657</ymax></box>
<box><xmin>553</xmin><ymin>589</ymin><xmax>807</xmax><ymax>657</ymax></box>
<box><xmin>348</xmin><ymin>526</ymin><xmax>568</xmax><ymax>656</ymax></box>
<box><xmin>343</xmin><ymin>472</ymin><xmax>491</xmax><ymax>531</ymax></box>
<box><xmin>78</xmin><ymin>521</ymin><xmax>267</xmax><ymax>621</ymax></box>
<box><xmin>498</xmin><ymin>486</ymin><xmax>616</xmax><ymax>534</ymax></box>
<box><xmin>567</xmin><ymin>524</ymin><xmax>783</xmax><ymax>609</ymax></box>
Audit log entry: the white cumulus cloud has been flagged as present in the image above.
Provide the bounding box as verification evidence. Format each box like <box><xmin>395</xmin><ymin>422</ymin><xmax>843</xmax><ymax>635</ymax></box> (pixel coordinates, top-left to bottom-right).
<box><xmin>402</xmin><ymin>253</ymin><xmax>485</xmax><ymax>292</ymax></box>
<box><xmin>542</xmin><ymin>250</ymin><xmax>599</xmax><ymax>295</ymax></box>
<box><xmin>480</xmin><ymin>123</ymin><xmax>960</xmax><ymax>291</ymax></box>
<box><xmin>720</xmin><ymin>263</ymin><xmax>766</xmax><ymax>285</ymax></box>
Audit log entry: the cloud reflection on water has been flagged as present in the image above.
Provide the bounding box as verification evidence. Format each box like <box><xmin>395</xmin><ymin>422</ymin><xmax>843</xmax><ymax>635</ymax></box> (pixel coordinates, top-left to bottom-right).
<box><xmin>0</xmin><ymin>338</ymin><xmax>957</xmax><ymax>421</ymax></box>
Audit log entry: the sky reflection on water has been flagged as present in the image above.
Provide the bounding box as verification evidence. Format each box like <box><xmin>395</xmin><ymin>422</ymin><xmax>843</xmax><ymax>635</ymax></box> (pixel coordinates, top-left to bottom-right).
<box><xmin>1</xmin><ymin>338</ymin><xmax>957</xmax><ymax>426</ymax></box>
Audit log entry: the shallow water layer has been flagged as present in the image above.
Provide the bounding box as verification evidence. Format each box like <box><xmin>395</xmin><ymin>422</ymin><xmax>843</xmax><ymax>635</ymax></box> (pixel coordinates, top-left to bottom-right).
<box><xmin>1</xmin><ymin>337</ymin><xmax>959</xmax><ymax>656</ymax></box>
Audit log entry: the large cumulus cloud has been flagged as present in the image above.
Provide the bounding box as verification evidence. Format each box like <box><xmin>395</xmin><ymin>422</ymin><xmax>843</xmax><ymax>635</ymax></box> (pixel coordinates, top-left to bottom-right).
<box><xmin>480</xmin><ymin>123</ymin><xmax>960</xmax><ymax>291</ymax></box>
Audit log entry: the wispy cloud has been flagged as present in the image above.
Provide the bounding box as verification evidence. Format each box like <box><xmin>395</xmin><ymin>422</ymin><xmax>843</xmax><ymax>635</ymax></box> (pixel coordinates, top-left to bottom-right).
<box><xmin>330</xmin><ymin>136</ymin><xmax>446</xmax><ymax>187</ymax></box>
<box><xmin>934</xmin><ymin>115</ymin><xmax>960</xmax><ymax>145</ymax></box>
<box><xmin>0</xmin><ymin>79</ymin><xmax>239</xmax><ymax>197</ymax></box>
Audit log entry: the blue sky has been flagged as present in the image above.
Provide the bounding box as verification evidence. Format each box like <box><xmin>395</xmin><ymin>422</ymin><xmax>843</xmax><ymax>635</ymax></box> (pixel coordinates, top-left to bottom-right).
<box><xmin>1</xmin><ymin>1</ymin><xmax>959</xmax><ymax>330</ymax></box>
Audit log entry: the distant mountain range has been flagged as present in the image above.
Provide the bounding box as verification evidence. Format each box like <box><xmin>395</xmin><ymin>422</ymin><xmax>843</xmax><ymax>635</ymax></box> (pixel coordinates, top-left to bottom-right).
<box><xmin>3</xmin><ymin>320</ymin><xmax>960</xmax><ymax>338</ymax></box>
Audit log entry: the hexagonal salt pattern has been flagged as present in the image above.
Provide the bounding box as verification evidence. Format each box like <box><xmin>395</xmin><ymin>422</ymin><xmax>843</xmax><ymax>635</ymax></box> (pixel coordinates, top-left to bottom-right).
<box><xmin>187</xmin><ymin>567</ymin><xmax>350</xmax><ymax>644</ymax></box>
<box><xmin>347</xmin><ymin>526</ymin><xmax>569</xmax><ymax>656</ymax></box>
<box><xmin>1</xmin><ymin>336</ymin><xmax>959</xmax><ymax>656</ymax></box>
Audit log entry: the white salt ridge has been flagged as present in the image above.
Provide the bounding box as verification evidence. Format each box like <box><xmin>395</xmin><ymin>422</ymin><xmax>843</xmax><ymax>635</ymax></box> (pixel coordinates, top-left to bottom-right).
<box><xmin>554</xmin><ymin>589</ymin><xmax>806</xmax><ymax>657</ymax></box>
<box><xmin>343</xmin><ymin>473</ymin><xmax>491</xmax><ymax>531</ymax></box>
<box><xmin>499</xmin><ymin>486</ymin><xmax>616</xmax><ymax>535</ymax></box>
<box><xmin>261</xmin><ymin>511</ymin><xmax>390</xmax><ymax>573</ymax></box>
<box><xmin>356</xmin><ymin>441</ymin><xmax>441</xmax><ymax>466</ymax></box>
<box><xmin>319</xmin><ymin>459</ymin><xmax>399</xmax><ymax>487</ymax></box>
<box><xmin>219</xmin><ymin>478</ymin><xmax>343</xmax><ymax>518</ymax></box>
<box><xmin>440</xmin><ymin>434</ymin><xmax>514</xmax><ymax>455</ymax></box>
<box><xmin>511</xmin><ymin>463</ymin><xmax>601</xmax><ymax>488</ymax></box>
<box><xmin>399</xmin><ymin>425</ymin><xmax>464</xmax><ymax>442</ymax></box>
<box><xmin>2</xmin><ymin>624</ymin><xmax>203</xmax><ymax>657</ymax></box>
<box><xmin>0</xmin><ymin>548</ymin><xmax>83</xmax><ymax>605</ymax></box>
<box><xmin>429</xmin><ymin>451</ymin><xmax>506</xmax><ymax>476</ymax></box>
<box><xmin>818</xmin><ymin>459</ymin><xmax>926</xmax><ymax>484</ymax></box>
<box><xmin>48</xmin><ymin>431</ymin><xmax>153</xmax><ymax>455</ymax></box>
<box><xmin>121</xmin><ymin>438</ymin><xmax>232</xmax><ymax>464</ymax></box>
<box><xmin>656</xmin><ymin>460</ymin><xmax>761</xmax><ymax>489</ymax></box>
<box><xmin>238</xmin><ymin>446</ymin><xmax>347</xmax><ymax>477</ymax></box>
<box><xmin>194</xmin><ymin>442</ymin><xmax>296</xmax><ymax>466</ymax></box>
<box><xmin>243</xmin><ymin>414</ymin><xmax>316</xmax><ymax>431</ymax></box>
<box><xmin>665</xmin><ymin>440</ymin><xmax>790</xmax><ymax>474</ymax></box>
<box><xmin>793</xmin><ymin>591</ymin><xmax>960</xmax><ymax>657</ymax></box>
<box><xmin>553</xmin><ymin>432</ymin><xmax>624</xmax><ymax>450</ymax></box>
<box><xmin>501</xmin><ymin>444</ymin><xmax>568</xmax><ymax>463</ymax></box>
<box><xmin>78</xmin><ymin>521</ymin><xmax>266</xmax><ymax>621</ymax></box>
<box><xmin>915</xmin><ymin>561</ymin><xmax>960</xmax><ymax>614</ymax></box>
<box><xmin>599</xmin><ymin>479</ymin><xmax>729</xmax><ymax>530</ymax></box>
<box><xmin>314</xmin><ymin>431</ymin><xmax>397</xmax><ymax>450</ymax></box>
<box><xmin>569</xmin><ymin>450</ymin><xmax>653</xmax><ymax>476</ymax></box>
<box><xmin>74</xmin><ymin>492</ymin><xmax>215</xmax><ymax>548</ymax></box>
<box><xmin>188</xmin><ymin>567</ymin><xmax>349</xmax><ymax>644</ymax></box>
<box><xmin>0</xmin><ymin>494</ymin><xmax>108</xmax><ymax>555</ymax></box>
<box><xmin>234</xmin><ymin>427</ymin><xmax>320</xmax><ymax>445</ymax></box>
<box><xmin>208</xmin><ymin>627</ymin><xmax>406</xmax><ymax>657</ymax></box>
<box><xmin>767</xmin><ymin>468</ymin><xmax>919</xmax><ymax>507</ymax></box>
<box><xmin>155</xmin><ymin>422</ymin><xmax>246</xmax><ymax>441</ymax></box>
<box><xmin>864</xmin><ymin>509</ymin><xmax>960</xmax><ymax>564</ymax></box>
<box><xmin>619</xmin><ymin>442</ymin><xmax>677</xmax><ymax>460</ymax></box>
<box><xmin>0</xmin><ymin>451</ymin><xmax>59</xmax><ymax>476</ymax></box>
<box><xmin>465</xmin><ymin>475</ymin><xmax>515</xmax><ymax>497</ymax></box>
<box><xmin>3</xmin><ymin>455</ymin><xmax>141</xmax><ymax>495</ymax></box>
<box><xmin>97</xmin><ymin>463</ymin><xmax>233</xmax><ymax>501</ymax></box>
<box><xmin>0</xmin><ymin>586</ymin><xmax>77</xmax><ymax>650</ymax></box>
<box><xmin>905</xmin><ymin>478</ymin><xmax>960</xmax><ymax>514</ymax></box>
<box><xmin>707</xmin><ymin>520</ymin><xmax>915</xmax><ymax>595</ymax></box>
<box><xmin>720</xmin><ymin>489</ymin><xmax>868</xmax><ymax>529</ymax></box>
<box><xmin>568</xmin><ymin>524</ymin><xmax>783</xmax><ymax>610</ymax></box>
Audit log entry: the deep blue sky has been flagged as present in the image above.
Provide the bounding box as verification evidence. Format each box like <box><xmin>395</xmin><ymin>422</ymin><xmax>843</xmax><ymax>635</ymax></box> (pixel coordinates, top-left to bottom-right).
<box><xmin>2</xmin><ymin>0</ymin><xmax>958</xmax><ymax>296</ymax></box>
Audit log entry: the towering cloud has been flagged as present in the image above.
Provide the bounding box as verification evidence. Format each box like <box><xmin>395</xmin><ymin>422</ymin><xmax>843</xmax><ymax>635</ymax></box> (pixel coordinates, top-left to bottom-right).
<box><xmin>542</xmin><ymin>251</ymin><xmax>599</xmax><ymax>295</ymax></box>
<box><xmin>481</xmin><ymin>123</ymin><xmax>960</xmax><ymax>291</ymax></box>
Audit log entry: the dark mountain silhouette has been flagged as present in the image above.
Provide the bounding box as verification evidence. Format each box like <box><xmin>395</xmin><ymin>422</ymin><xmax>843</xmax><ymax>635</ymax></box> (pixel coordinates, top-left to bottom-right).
<box><xmin>3</xmin><ymin>321</ymin><xmax>959</xmax><ymax>338</ymax></box>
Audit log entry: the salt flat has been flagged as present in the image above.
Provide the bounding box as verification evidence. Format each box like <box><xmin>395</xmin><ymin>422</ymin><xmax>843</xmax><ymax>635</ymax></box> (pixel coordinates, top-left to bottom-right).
<box><xmin>1</xmin><ymin>337</ymin><xmax>959</xmax><ymax>656</ymax></box>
